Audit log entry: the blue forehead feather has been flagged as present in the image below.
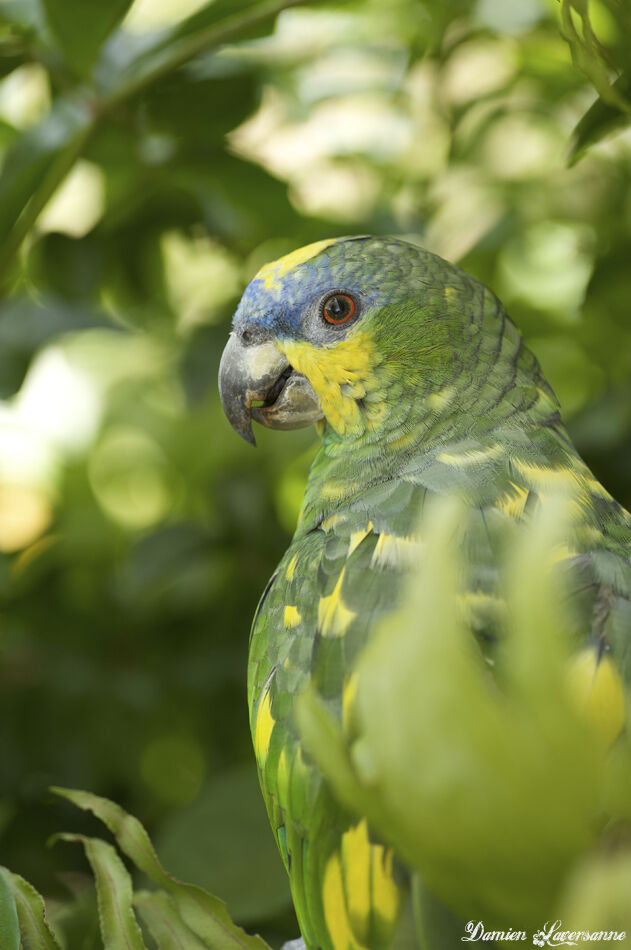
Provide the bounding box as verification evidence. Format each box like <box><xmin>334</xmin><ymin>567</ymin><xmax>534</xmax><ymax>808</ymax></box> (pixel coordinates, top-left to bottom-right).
<box><xmin>231</xmin><ymin>238</ymin><xmax>390</xmax><ymax>340</ymax></box>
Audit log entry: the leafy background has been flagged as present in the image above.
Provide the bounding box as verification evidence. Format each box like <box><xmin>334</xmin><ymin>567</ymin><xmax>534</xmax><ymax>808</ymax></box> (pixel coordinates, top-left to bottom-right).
<box><xmin>0</xmin><ymin>0</ymin><xmax>630</xmax><ymax>945</ymax></box>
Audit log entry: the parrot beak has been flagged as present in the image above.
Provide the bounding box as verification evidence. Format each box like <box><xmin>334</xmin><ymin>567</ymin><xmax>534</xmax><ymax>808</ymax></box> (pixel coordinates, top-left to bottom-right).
<box><xmin>218</xmin><ymin>332</ymin><xmax>323</xmax><ymax>446</ymax></box>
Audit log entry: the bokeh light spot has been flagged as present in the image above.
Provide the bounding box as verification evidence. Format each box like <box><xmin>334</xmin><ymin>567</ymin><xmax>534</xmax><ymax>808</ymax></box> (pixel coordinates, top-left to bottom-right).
<box><xmin>88</xmin><ymin>427</ymin><xmax>173</xmax><ymax>530</ymax></box>
<box><xmin>140</xmin><ymin>732</ymin><xmax>206</xmax><ymax>806</ymax></box>
<box><xmin>0</xmin><ymin>484</ymin><xmax>52</xmax><ymax>553</ymax></box>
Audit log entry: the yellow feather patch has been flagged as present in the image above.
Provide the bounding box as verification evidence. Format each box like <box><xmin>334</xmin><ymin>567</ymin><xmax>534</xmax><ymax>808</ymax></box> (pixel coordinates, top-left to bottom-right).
<box><xmin>323</xmin><ymin>852</ymin><xmax>361</xmax><ymax>950</ymax></box>
<box><xmin>254</xmin><ymin>685</ymin><xmax>275</xmax><ymax>765</ymax></box>
<box><xmin>386</xmin><ymin>425</ymin><xmax>424</xmax><ymax>452</ymax></box>
<box><xmin>370</xmin><ymin>533</ymin><xmax>419</xmax><ymax>570</ymax></box>
<box><xmin>321</xmin><ymin>479</ymin><xmax>362</xmax><ymax>502</ymax></box>
<box><xmin>348</xmin><ymin>523</ymin><xmax>372</xmax><ymax>557</ymax></box>
<box><xmin>567</xmin><ymin>649</ymin><xmax>626</xmax><ymax>747</ymax></box>
<box><xmin>341</xmin><ymin>821</ymin><xmax>372</xmax><ymax>943</ymax></box>
<box><xmin>496</xmin><ymin>482</ymin><xmax>530</xmax><ymax>520</ymax></box>
<box><xmin>322</xmin><ymin>513</ymin><xmax>346</xmax><ymax>533</ymax></box>
<box><xmin>255</xmin><ymin>238</ymin><xmax>338</xmax><ymax>291</ymax></box>
<box><xmin>427</xmin><ymin>385</ymin><xmax>456</xmax><ymax>412</ymax></box>
<box><xmin>511</xmin><ymin>459</ymin><xmax>594</xmax><ymax>520</ymax></box>
<box><xmin>318</xmin><ymin>567</ymin><xmax>356</xmax><ymax>637</ymax></box>
<box><xmin>513</xmin><ymin>459</ymin><xmax>578</xmax><ymax>488</ymax></box>
<box><xmin>286</xmin><ymin>554</ymin><xmax>298</xmax><ymax>582</ymax></box>
<box><xmin>438</xmin><ymin>444</ymin><xmax>503</xmax><ymax>467</ymax></box>
<box><xmin>549</xmin><ymin>542</ymin><xmax>578</xmax><ymax>565</ymax></box>
<box><xmin>279</xmin><ymin>332</ymin><xmax>378</xmax><ymax>439</ymax></box>
<box><xmin>276</xmin><ymin>746</ymin><xmax>290</xmax><ymax>807</ymax></box>
<box><xmin>371</xmin><ymin>844</ymin><xmax>400</xmax><ymax>925</ymax></box>
<box><xmin>283</xmin><ymin>605</ymin><xmax>301</xmax><ymax>628</ymax></box>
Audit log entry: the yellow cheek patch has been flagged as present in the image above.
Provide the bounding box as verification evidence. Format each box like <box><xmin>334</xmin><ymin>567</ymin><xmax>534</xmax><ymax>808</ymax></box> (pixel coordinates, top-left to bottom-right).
<box><xmin>318</xmin><ymin>567</ymin><xmax>357</xmax><ymax>637</ymax></box>
<box><xmin>255</xmin><ymin>238</ymin><xmax>338</xmax><ymax>291</ymax></box>
<box><xmin>566</xmin><ymin>649</ymin><xmax>626</xmax><ymax>747</ymax></box>
<box><xmin>283</xmin><ymin>605</ymin><xmax>302</xmax><ymax>628</ymax></box>
<box><xmin>279</xmin><ymin>332</ymin><xmax>379</xmax><ymax>439</ymax></box>
<box><xmin>254</xmin><ymin>685</ymin><xmax>275</xmax><ymax>765</ymax></box>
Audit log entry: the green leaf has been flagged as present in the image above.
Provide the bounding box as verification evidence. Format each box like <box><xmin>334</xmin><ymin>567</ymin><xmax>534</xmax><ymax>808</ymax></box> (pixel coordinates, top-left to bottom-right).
<box><xmin>568</xmin><ymin>69</ymin><xmax>631</xmax><ymax>164</ymax></box>
<box><xmin>54</xmin><ymin>834</ymin><xmax>148</xmax><ymax>950</ymax></box>
<box><xmin>0</xmin><ymin>869</ymin><xmax>20</xmax><ymax>950</ymax></box>
<box><xmin>103</xmin><ymin>0</ymin><xmax>317</xmax><ymax>105</ymax></box>
<box><xmin>0</xmin><ymin>868</ymin><xmax>63</xmax><ymax>950</ymax></box>
<box><xmin>0</xmin><ymin>95</ymin><xmax>94</xmax><ymax>281</ymax></box>
<box><xmin>134</xmin><ymin>890</ymin><xmax>209</xmax><ymax>950</ymax></box>
<box><xmin>560</xmin><ymin>0</ymin><xmax>631</xmax><ymax>116</ymax></box>
<box><xmin>52</xmin><ymin>788</ymin><xmax>273</xmax><ymax>950</ymax></box>
<box><xmin>42</xmin><ymin>0</ymin><xmax>135</xmax><ymax>77</ymax></box>
<box><xmin>155</xmin><ymin>766</ymin><xmax>291</xmax><ymax>924</ymax></box>
<box><xmin>559</xmin><ymin>850</ymin><xmax>631</xmax><ymax>935</ymax></box>
<box><xmin>0</xmin><ymin>294</ymin><xmax>119</xmax><ymax>398</ymax></box>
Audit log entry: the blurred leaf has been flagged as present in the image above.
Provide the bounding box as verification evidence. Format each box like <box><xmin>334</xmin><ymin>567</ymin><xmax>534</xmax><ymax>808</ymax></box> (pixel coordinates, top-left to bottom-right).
<box><xmin>0</xmin><ymin>0</ymin><xmax>48</xmax><ymax>38</ymax></box>
<box><xmin>155</xmin><ymin>766</ymin><xmax>291</xmax><ymax>924</ymax></box>
<box><xmin>134</xmin><ymin>890</ymin><xmax>210</xmax><ymax>950</ymax></box>
<box><xmin>299</xmin><ymin>497</ymin><xmax>612</xmax><ymax>927</ymax></box>
<box><xmin>0</xmin><ymin>869</ymin><xmax>20</xmax><ymax>950</ymax></box>
<box><xmin>568</xmin><ymin>68</ymin><xmax>631</xmax><ymax>164</ymax></box>
<box><xmin>42</xmin><ymin>0</ymin><xmax>134</xmax><ymax>77</ymax></box>
<box><xmin>103</xmin><ymin>0</ymin><xmax>317</xmax><ymax>105</ymax></box>
<box><xmin>0</xmin><ymin>95</ymin><xmax>94</xmax><ymax>279</ymax></box>
<box><xmin>0</xmin><ymin>294</ymin><xmax>118</xmax><ymax>398</ymax></box>
<box><xmin>0</xmin><ymin>868</ymin><xmax>62</xmax><ymax>950</ymax></box>
<box><xmin>559</xmin><ymin>850</ymin><xmax>631</xmax><ymax>935</ymax></box>
<box><xmin>52</xmin><ymin>788</ymin><xmax>273</xmax><ymax>950</ymax></box>
<box><xmin>560</xmin><ymin>0</ymin><xmax>631</xmax><ymax>115</ymax></box>
<box><xmin>54</xmin><ymin>834</ymin><xmax>148</xmax><ymax>950</ymax></box>
<box><xmin>180</xmin><ymin>324</ymin><xmax>231</xmax><ymax>404</ymax></box>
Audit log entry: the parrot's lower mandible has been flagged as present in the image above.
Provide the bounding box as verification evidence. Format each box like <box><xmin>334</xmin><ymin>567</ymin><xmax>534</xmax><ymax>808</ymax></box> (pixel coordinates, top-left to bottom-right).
<box><xmin>218</xmin><ymin>236</ymin><xmax>631</xmax><ymax>950</ymax></box>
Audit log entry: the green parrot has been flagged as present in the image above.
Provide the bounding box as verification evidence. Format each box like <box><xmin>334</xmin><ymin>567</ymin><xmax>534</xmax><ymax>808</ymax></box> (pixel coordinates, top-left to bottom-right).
<box><xmin>218</xmin><ymin>235</ymin><xmax>631</xmax><ymax>950</ymax></box>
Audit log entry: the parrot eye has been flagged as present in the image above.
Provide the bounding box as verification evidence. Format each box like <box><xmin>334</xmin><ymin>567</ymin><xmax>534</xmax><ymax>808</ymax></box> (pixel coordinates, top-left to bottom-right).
<box><xmin>322</xmin><ymin>293</ymin><xmax>356</xmax><ymax>326</ymax></box>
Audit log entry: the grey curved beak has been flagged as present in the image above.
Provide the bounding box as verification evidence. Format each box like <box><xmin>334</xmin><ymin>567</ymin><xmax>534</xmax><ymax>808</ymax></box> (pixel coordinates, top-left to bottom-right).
<box><xmin>218</xmin><ymin>332</ymin><xmax>323</xmax><ymax>446</ymax></box>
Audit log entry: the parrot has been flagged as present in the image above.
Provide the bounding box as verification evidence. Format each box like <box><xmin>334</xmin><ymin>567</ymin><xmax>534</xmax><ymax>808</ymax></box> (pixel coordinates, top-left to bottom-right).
<box><xmin>218</xmin><ymin>235</ymin><xmax>631</xmax><ymax>950</ymax></box>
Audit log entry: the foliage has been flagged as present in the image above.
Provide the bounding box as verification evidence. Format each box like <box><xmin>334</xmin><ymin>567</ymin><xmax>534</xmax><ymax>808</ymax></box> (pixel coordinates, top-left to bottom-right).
<box><xmin>1</xmin><ymin>786</ymin><xmax>275</xmax><ymax>949</ymax></box>
<box><xmin>297</xmin><ymin>495</ymin><xmax>631</xmax><ymax>932</ymax></box>
<box><xmin>0</xmin><ymin>0</ymin><xmax>630</xmax><ymax>945</ymax></box>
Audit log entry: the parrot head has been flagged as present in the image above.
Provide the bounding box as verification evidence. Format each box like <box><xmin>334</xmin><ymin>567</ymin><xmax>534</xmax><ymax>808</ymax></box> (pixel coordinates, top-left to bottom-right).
<box><xmin>219</xmin><ymin>235</ymin><xmax>506</xmax><ymax>447</ymax></box>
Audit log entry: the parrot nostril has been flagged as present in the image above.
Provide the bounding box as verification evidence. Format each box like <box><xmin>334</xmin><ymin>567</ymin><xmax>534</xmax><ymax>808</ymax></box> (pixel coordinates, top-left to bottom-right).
<box><xmin>241</xmin><ymin>329</ymin><xmax>254</xmax><ymax>345</ymax></box>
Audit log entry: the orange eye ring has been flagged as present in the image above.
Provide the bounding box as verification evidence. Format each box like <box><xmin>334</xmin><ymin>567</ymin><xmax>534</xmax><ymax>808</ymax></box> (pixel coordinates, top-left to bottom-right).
<box><xmin>322</xmin><ymin>293</ymin><xmax>356</xmax><ymax>325</ymax></box>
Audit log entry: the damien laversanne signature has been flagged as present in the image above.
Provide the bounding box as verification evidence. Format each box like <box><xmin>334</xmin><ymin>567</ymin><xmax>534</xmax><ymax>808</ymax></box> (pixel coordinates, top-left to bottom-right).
<box><xmin>462</xmin><ymin>920</ymin><xmax>626</xmax><ymax>945</ymax></box>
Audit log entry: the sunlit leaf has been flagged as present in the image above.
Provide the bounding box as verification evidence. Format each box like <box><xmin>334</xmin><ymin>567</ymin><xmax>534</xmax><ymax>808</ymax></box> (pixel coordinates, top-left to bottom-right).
<box><xmin>155</xmin><ymin>766</ymin><xmax>292</xmax><ymax>924</ymax></box>
<box><xmin>0</xmin><ymin>96</ymin><xmax>94</xmax><ymax>278</ymax></box>
<box><xmin>568</xmin><ymin>68</ymin><xmax>631</xmax><ymax>164</ymax></box>
<box><xmin>0</xmin><ymin>869</ymin><xmax>20</xmax><ymax>950</ymax></box>
<box><xmin>54</xmin><ymin>834</ymin><xmax>148</xmax><ymax>950</ymax></box>
<box><xmin>0</xmin><ymin>868</ymin><xmax>63</xmax><ymax>950</ymax></box>
<box><xmin>42</xmin><ymin>0</ymin><xmax>135</xmax><ymax>76</ymax></box>
<box><xmin>52</xmin><ymin>788</ymin><xmax>273</xmax><ymax>950</ymax></box>
<box><xmin>134</xmin><ymin>890</ymin><xmax>209</xmax><ymax>950</ymax></box>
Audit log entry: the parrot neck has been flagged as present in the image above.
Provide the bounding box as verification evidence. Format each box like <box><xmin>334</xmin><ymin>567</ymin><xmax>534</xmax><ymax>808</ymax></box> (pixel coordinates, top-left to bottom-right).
<box><xmin>296</xmin><ymin>303</ymin><xmax>570</xmax><ymax>534</ymax></box>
